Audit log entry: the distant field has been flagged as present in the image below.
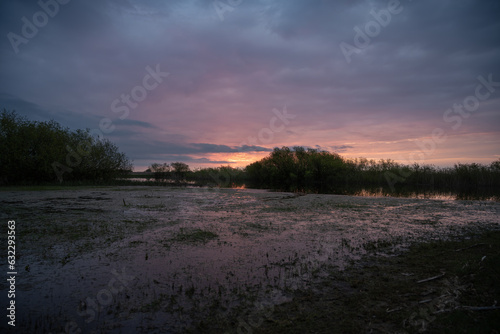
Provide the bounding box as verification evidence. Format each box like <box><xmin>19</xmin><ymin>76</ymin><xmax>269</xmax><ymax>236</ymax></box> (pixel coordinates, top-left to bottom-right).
<box><xmin>0</xmin><ymin>186</ymin><xmax>499</xmax><ymax>333</ymax></box>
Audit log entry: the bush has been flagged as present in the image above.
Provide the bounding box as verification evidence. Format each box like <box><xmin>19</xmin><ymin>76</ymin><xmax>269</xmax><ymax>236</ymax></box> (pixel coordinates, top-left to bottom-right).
<box><xmin>245</xmin><ymin>146</ymin><xmax>500</xmax><ymax>194</ymax></box>
<box><xmin>0</xmin><ymin>110</ymin><xmax>132</xmax><ymax>185</ymax></box>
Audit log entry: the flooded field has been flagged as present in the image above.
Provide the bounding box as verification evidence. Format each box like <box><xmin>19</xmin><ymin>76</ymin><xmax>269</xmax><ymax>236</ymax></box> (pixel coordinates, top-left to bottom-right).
<box><xmin>1</xmin><ymin>186</ymin><xmax>499</xmax><ymax>333</ymax></box>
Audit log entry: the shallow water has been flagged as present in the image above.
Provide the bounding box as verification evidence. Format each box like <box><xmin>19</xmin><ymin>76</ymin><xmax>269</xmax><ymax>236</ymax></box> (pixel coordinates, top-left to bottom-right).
<box><xmin>0</xmin><ymin>186</ymin><xmax>499</xmax><ymax>333</ymax></box>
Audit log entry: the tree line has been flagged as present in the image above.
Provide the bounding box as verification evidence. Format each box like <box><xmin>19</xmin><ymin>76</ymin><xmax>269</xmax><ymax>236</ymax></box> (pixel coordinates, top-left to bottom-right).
<box><xmin>148</xmin><ymin>162</ymin><xmax>246</xmax><ymax>186</ymax></box>
<box><xmin>245</xmin><ymin>146</ymin><xmax>500</xmax><ymax>194</ymax></box>
<box><xmin>146</xmin><ymin>146</ymin><xmax>500</xmax><ymax>196</ymax></box>
<box><xmin>2</xmin><ymin>109</ymin><xmax>498</xmax><ymax>195</ymax></box>
<box><xmin>0</xmin><ymin>110</ymin><xmax>132</xmax><ymax>185</ymax></box>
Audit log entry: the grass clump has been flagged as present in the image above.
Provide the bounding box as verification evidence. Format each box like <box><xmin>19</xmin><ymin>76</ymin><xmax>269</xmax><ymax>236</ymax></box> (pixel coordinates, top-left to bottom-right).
<box><xmin>170</xmin><ymin>228</ymin><xmax>218</xmax><ymax>244</ymax></box>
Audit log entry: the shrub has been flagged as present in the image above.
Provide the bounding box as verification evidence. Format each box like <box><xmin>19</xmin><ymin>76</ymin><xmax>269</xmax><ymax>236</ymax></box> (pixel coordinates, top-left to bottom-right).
<box><xmin>0</xmin><ymin>110</ymin><xmax>132</xmax><ymax>185</ymax></box>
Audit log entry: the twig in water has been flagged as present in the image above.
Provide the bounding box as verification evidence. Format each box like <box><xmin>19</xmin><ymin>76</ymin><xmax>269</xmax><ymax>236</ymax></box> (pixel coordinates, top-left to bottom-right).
<box><xmin>419</xmin><ymin>299</ymin><xmax>433</xmax><ymax>304</ymax></box>
<box><xmin>433</xmin><ymin>305</ymin><xmax>500</xmax><ymax>314</ymax></box>
<box><xmin>462</xmin><ymin>305</ymin><xmax>500</xmax><ymax>311</ymax></box>
<box><xmin>417</xmin><ymin>273</ymin><xmax>445</xmax><ymax>284</ymax></box>
<box><xmin>386</xmin><ymin>306</ymin><xmax>403</xmax><ymax>313</ymax></box>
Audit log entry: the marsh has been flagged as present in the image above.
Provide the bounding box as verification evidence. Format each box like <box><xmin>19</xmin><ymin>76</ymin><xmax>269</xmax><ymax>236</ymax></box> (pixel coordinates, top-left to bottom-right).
<box><xmin>1</xmin><ymin>186</ymin><xmax>498</xmax><ymax>333</ymax></box>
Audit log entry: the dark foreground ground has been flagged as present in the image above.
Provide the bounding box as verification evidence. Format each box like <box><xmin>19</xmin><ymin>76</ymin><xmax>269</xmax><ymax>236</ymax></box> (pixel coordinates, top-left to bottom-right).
<box><xmin>0</xmin><ymin>186</ymin><xmax>499</xmax><ymax>333</ymax></box>
<box><xmin>210</xmin><ymin>230</ymin><xmax>500</xmax><ymax>334</ymax></box>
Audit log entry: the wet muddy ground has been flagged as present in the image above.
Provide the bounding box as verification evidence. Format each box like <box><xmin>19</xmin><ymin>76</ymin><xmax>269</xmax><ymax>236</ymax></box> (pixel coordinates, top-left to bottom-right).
<box><xmin>0</xmin><ymin>186</ymin><xmax>499</xmax><ymax>333</ymax></box>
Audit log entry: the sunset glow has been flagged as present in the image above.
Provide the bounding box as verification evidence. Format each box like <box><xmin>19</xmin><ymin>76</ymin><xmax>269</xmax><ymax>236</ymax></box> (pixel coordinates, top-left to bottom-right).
<box><xmin>1</xmin><ymin>1</ymin><xmax>499</xmax><ymax>171</ymax></box>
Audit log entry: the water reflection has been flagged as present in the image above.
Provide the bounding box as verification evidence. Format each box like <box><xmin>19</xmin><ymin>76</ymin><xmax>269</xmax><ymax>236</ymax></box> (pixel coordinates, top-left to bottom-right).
<box><xmin>119</xmin><ymin>178</ymin><xmax>499</xmax><ymax>201</ymax></box>
<box><xmin>349</xmin><ymin>186</ymin><xmax>500</xmax><ymax>201</ymax></box>
<box><xmin>4</xmin><ymin>185</ymin><xmax>500</xmax><ymax>333</ymax></box>
<box><xmin>261</xmin><ymin>185</ymin><xmax>500</xmax><ymax>201</ymax></box>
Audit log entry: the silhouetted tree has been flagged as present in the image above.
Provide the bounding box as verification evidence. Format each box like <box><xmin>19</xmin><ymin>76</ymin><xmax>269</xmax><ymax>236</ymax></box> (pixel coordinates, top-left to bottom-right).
<box><xmin>245</xmin><ymin>146</ymin><xmax>500</xmax><ymax>195</ymax></box>
<box><xmin>0</xmin><ymin>110</ymin><xmax>132</xmax><ymax>185</ymax></box>
<box><xmin>170</xmin><ymin>162</ymin><xmax>190</xmax><ymax>181</ymax></box>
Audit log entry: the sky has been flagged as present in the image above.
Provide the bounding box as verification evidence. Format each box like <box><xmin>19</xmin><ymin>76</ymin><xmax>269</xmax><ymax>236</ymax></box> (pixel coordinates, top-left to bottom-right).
<box><xmin>1</xmin><ymin>0</ymin><xmax>499</xmax><ymax>171</ymax></box>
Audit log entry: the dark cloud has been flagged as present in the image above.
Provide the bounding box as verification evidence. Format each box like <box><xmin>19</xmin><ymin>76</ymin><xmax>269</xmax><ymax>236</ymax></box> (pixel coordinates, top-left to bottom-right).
<box><xmin>1</xmin><ymin>0</ymin><xmax>499</xmax><ymax>169</ymax></box>
<box><xmin>312</xmin><ymin>145</ymin><xmax>353</xmax><ymax>153</ymax></box>
<box><xmin>145</xmin><ymin>155</ymin><xmax>234</xmax><ymax>165</ymax></box>
<box><xmin>127</xmin><ymin>142</ymin><xmax>272</xmax><ymax>158</ymax></box>
<box><xmin>190</xmin><ymin>143</ymin><xmax>272</xmax><ymax>153</ymax></box>
<box><xmin>119</xmin><ymin>119</ymin><xmax>155</xmax><ymax>128</ymax></box>
<box><xmin>331</xmin><ymin>145</ymin><xmax>354</xmax><ymax>153</ymax></box>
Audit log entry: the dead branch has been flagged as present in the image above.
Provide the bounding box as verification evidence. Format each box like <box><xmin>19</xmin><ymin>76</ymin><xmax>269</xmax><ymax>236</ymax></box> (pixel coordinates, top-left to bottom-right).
<box><xmin>417</xmin><ymin>273</ymin><xmax>445</xmax><ymax>284</ymax></box>
<box><xmin>462</xmin><ymin>305</ymin><xmax>500</xmax><ymax>311</ymax></box>
<box><xmin>386</xmin><ymin>306</ymin><xmax>403</xmax><ymax>313</ymax></box>
<box><xmin>433</xmin><ymin>305</ymin><xmax>500</xmax><ymax>314</ymax></box>
<box><xmin>418</xmin><ymin>299</ymin><xmax>433</xmax><ymax>304</ymax></box>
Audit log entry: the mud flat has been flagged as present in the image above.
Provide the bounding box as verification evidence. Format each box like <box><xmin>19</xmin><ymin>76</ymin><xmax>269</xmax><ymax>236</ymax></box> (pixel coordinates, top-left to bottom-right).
<box><xmin>0</xmin><ymin>186</ymin><xmax>499</xmax><ymax>333</ymax></box>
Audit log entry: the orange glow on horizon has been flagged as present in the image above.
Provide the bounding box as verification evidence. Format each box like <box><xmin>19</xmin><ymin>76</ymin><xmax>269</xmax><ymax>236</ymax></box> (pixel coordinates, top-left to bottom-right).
<box><xmin>192</xmin><ymin>151</ymin><xmax>270</xmax><ymax>169</ymax></box>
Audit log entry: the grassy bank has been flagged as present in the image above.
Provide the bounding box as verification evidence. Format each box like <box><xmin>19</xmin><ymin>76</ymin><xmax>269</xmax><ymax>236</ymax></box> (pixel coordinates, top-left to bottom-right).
<box><xmin>204</xmin><ymin>230</ymin><xmax>500</xmax><ymax>333</ymax></box>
